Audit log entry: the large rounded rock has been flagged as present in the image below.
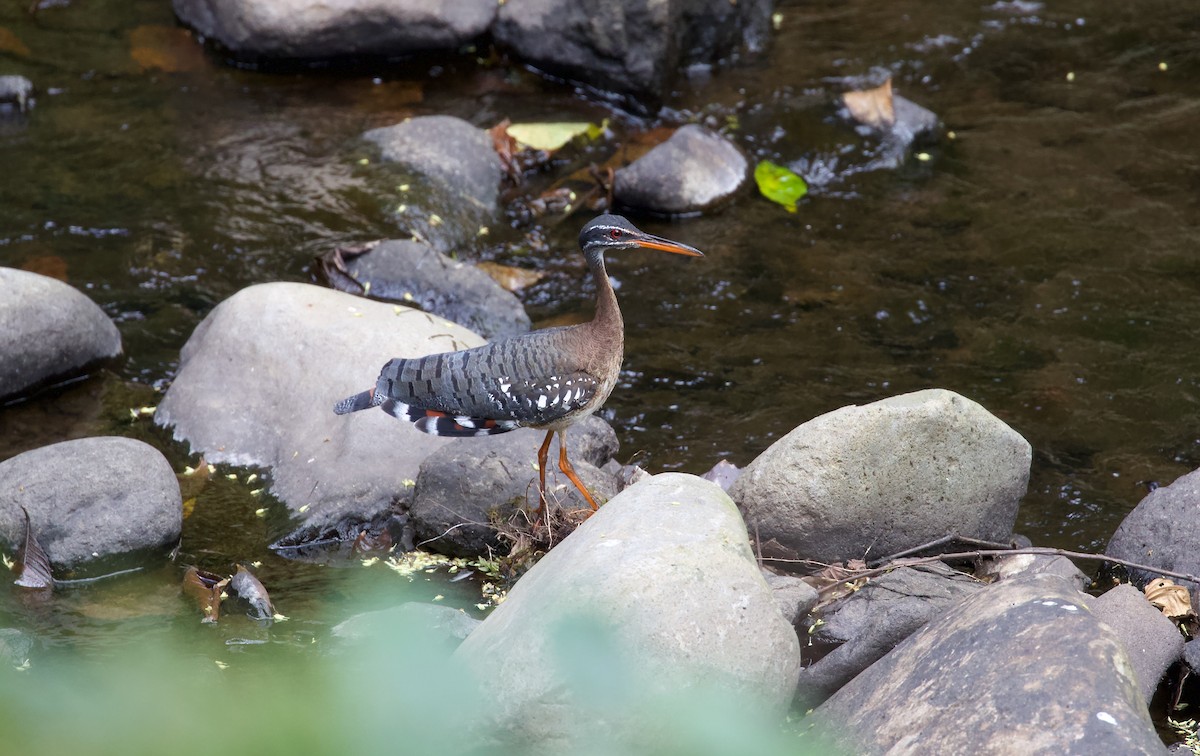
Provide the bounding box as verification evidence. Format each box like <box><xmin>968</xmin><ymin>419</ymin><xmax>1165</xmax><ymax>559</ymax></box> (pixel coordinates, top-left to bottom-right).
<box><xmin>155</xmin><ymin>282</ymin><xmax>487</xmax><ymax>538</ymax></box>
<box><xmin>454</xmin><ymin>473</ymin><xmax>801</xmax><ymax>750</ymax></box>
<box><xmin>1106</xmin><ymin>466</ymin><xmax>1200</xmax><ymax>600</ymax></box>
<box><xmin>493</xmin><ymin>0</ymin><xmax>771</xmax><ymax>100</ymax></box>
<box><xmin>731</xmin><ymin>389</ymin><xmax>1032</xmax><ymax>564</ymax></box>
<box><xmin>173</xmin><ymin>0</ymin><xmax>496</xmax><ymax>58</ymax></box>
<box><xmin>614</xmin><ymin>125</ymin><xmax>748</xmax><ymax>214</ymax></box>
<box><xmin>0</xmin><ymin>268</ymin><xmax>122</xmax><ymax>401</ymax></box>
<box><xmin>323</xmin><ymin>238</ymin><xmax>530</xmax><ymax>340</ymax></box>
<box><xmin>410</xmin><ymin>415</ymin><xmax>619</xmax><ymax>557</ymax></box>
<box><xmin>813</xmin><ymin>574</ymin><xmax>1164</xmax><ymax>754</ymax></box>
<box><xmin>0</xmin><ymin>437</ymin><xmax>181</xmax><ymax>574</ymax></box>
<box><xmin>362</xmin><ymin>116</ymin><xmax>501</xmax><ymax>253</ymax></box>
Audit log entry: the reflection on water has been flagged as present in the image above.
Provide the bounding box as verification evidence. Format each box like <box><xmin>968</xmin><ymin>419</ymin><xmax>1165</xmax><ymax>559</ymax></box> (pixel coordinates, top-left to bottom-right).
<box><xmin>3</xmin><ymin>0</ymin><xmax>1200</xmax><ymax>655</ymax></box>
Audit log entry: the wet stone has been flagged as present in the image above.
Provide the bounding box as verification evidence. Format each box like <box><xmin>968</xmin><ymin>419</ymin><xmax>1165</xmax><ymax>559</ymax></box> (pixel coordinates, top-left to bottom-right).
<box><xmin>0</xmin><ymin>75</ymin><xmax>33</xmax><ymax>113</ymax></box>
<box><xmin>0</xmin><ymin>437</ymin><xmax>182</xmax><ymax>575</ymax></box>
<box><xmin>0</xmin><ymin>267</ymin><xmax>122</xmax><ymax>402</ymax></box>
<box><xmin>172</xmin><ymin>0</ymin><xmax>496</xmax><ymax>59</ymax></box>
<box><xmin>613</xmin><ymin>124</ymin><xmax>748</xmax><ymax>215</ymax></box>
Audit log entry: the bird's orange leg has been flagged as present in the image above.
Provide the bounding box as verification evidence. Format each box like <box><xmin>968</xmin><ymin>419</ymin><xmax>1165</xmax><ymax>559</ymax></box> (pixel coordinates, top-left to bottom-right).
<box><xmin>558</xmin><ymin>430</ymin><xmax>599</xmax><ymax>511</ymax></box>
<box><xmin>533</xmin><ymin>429</ymin><xmax>555</xmax><ymax>518</ymax></box>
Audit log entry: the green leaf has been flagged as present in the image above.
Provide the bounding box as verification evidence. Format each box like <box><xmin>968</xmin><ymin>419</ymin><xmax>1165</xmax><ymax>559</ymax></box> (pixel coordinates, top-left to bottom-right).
<box><xmin>506</xmin><ymin>122</ymin><xmax>597</xmax><ymax>151</ymax></box>
<box><xmin>754</xmin><ymin>160</ymin><xmax>808</xmax><ymax>213</ymax></box>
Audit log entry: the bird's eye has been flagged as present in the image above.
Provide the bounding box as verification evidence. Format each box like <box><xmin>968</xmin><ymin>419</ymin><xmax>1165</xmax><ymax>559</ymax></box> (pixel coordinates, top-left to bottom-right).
<box><xmin>610</xmin><ymin>228</ymin><xmax>622</xmax><ymax>239</ymax></box>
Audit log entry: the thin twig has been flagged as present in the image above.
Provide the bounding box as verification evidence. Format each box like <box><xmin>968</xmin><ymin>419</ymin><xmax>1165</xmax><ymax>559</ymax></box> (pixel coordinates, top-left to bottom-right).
<box><xmin>867</xmin><ymin>534</ymin><xmax>1017</xmax><ymax>567</ymax></box>
<box><xmin>769</xmin><ymin>546</ymin><xmax>1200</xmax><ymax>598</ymax></box>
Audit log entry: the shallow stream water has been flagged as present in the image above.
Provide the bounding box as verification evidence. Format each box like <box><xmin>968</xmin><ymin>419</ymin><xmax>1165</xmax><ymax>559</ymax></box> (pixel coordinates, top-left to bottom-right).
<box><xmin>3</xmin><ymin>0</ymin><xmax>1200</xmax><ymax>664</ymax></box>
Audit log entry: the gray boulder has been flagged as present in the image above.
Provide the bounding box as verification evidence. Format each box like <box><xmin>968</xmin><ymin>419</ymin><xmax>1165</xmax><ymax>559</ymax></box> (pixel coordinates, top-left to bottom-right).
<box><xmin>492</xmin><ymin>0</ymin><xmax>772</xmax><ymax>100</ymax></box>
<box><xmin>0</xmin><ymin>268</ymin><xmax>122</xmax><ymax>402</ymax></box>
<box><xmin>454</xmin><ymin>473</ymin><xmax>801</xmax><ymax>751</ymax></box>
<box><xmin>613</xmin><ymin>124</ymin><xmax>747</xmax><ymax>215</ymax></box>
<box><xmin>980</xmin><ymin>550</ymin><xmax>1090</xmax><ymax>591</ymax></box>
<box><xmin>410</xmin><ymin>416</ymin><xmax>619</xmax><ymax>557</ymax></box>
<box><xmin>0</xmin><ymin>437</ymin><xmax>181</xmax><ymax>574</ymax></box>
<box><xmin>155</xmin><ymin>282</ymin><xmax>486</xmax><ymax>539</ymax></box>
<box><xmin>1186</xmin><ymin>638</ymin><xmax>1200</xmax><ymax>675</ymax></box>
<box><xmin>362</xmin><ymin>116</ymin><xmax>501</xmax><ymax>253</ymax></box>
<box><xmin>813</xmin><ymin>574</ymin><xmax>1165</xmax><ymax>754</ymax></box>
<box><xmin>731</xmin><ymin>389</ymin><xmax>1032</xmax><ymax>565</ymax></box>
<box><xmin>172</xmin><ymin>0</ymin><xmax>496</xmax><ymax>58</ymax></box>
<box><xmin>797</xmin><ymin>563</ymin><xmax>984</xmax><ymax>707</ymax></box>
<box><xmin>1091</xmin><ymin>583</ymin><xmax>1185</xmax><ymax>704</ymax></box>
<box><xmin>1107</xmin><ymin>466</ymin><xmax>1200</xmax><ymax>598</ymax></box>
<box><xmin>324</xmin><ymin>238</ymin><xmax>530</xmax><ymax>340</ymax></box>
<box><xmin>763</xmin><ymin>571</ymin><xmax>819</xmax><ymax>626</ymax></box>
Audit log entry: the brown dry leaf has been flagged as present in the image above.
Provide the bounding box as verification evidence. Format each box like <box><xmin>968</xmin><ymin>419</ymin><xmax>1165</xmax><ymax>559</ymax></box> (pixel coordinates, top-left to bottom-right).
<box><xmin>0</xmin><ymin>27</ymin><xmax>30</xmax><ymax>58</ymax></box>
<box><xmin>489</xmin><ymin>118</ymin><xmax>524</xmax><ymax>184</ymax></box>
<box><xmin>20</xmin><ymin>255</ymin><xmax>68</xmax><ymax>281</ymax></box>
<box><xmin>14</xmin><ymin>507</ymin><xmax>53</xmax><ymax>591</ymax></box>
<box><xmin>182</xmin><ymin>565</ymin><xmax>229</xmax><ymax>623</ymax></box>
<box><xmin>1145</xmin><ymin>577</ymin><xmax>1193</xmax><ymax>619</ymax></box>
<box><xmin>128</xmin><ymin>25</ymin><xmax>209</xmax><ymax>73</ymax></box>
<box><xmin>476</xmin><ymin>261</ymin><xmax>544</xmax><ymax>292</ymax></box>
<box><xmin>801</xmin><ymin>559</ymin><xmax>870</xmax><ymax>602</ymax></box>
<box><xmin>843</xmin><ymin>78</ymin><xmax>895</xmax><ymax>129</ymax></box>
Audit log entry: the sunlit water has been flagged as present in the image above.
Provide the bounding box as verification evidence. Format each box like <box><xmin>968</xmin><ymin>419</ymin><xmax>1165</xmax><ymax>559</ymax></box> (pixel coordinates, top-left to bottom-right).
<box><xmin>3</xmin><ymin>0</ymin><xmax>1200</xmax><ymax>662</ymax></box>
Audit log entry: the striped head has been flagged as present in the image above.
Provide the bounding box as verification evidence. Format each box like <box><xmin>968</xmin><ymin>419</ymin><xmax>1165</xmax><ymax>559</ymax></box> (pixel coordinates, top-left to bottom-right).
<box><xmin>578</xmin><ymin>215</ymin><xmax>704</xmax><ymax>258</ymax></box>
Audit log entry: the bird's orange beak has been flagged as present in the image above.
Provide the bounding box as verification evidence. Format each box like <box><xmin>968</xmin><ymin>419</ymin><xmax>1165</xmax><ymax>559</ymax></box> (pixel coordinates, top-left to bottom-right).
<box><xmin>633</xmin><ymin>236</ymin><xmax>704</xmax><ymax>257</ymax></box>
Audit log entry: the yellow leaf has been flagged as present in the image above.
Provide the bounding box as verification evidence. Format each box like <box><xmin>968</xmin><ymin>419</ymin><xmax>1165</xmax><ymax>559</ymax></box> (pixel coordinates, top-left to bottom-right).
<box><xmin>506</xmin><ymin>122</ymin><xmax>596</xmax><ymax>151</ymax></box>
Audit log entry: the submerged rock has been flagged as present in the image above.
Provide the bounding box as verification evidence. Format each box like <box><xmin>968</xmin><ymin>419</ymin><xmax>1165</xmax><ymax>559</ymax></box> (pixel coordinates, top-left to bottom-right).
<box><xmin>410</xmin><ymin>416</ymin><xmax>619</xmax><ymax>557</ymax></box>
<box><xmin>613</xmin><ymin>124</ymin><xmax>747</xmax><ymax>215</ymax></box>
<box><xmin>155</xmin><ymin>282</ymin><xmax>487</xmax><ymax>540</ymax></box>
<box><xmin>454</xmin><ymin>473</ymin><xmax>801</xmax><ymax>751</ymax></box>
<box><xmin>813</xmin><ymin>574</ymin><xmax>1164</xmax><ymax>754</ymax></box>
<box><xmin>731</xmin><ymin>389</ymin><xmax>1031</xmax><ymax>565</ymax></box>
<box><xmin>362</xmin><ymin>116</ymin><xmax>501</xmax><ymax>253</ymax></box>
<box><xmin>172</xmin><ymin>0</ymin><xmax>496</xmax><ymax>59</ymax></box>
<box><xmin>320</xmin><ymin>238</ymin><xmax>530</xmax><ymax>340</ymax></box>
<box><xmin>0</xmin><ymin>268</ymin><xmax>122</xmax><ymax>402</ymax></box>
<box><xmin>331</xmin><ymin>602</ymin><xmax>481</xmax><ymax>651</ymax></box>
<box><xmin>0</xmin><ymin>437</ymin><xmax>181</xmax><ymax>574</ymax></box>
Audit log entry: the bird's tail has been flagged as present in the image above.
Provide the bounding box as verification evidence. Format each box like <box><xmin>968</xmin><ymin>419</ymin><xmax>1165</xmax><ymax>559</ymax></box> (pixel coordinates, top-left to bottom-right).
<box><xmin>333</xmin><ymin>387</ymin><xmax>384</xmax><ymax>415</ymax></box>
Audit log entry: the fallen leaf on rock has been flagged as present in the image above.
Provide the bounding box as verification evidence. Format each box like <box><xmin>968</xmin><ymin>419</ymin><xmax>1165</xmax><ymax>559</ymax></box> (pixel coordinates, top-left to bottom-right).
<box><xmin>1146</xmin><ymin>578</ymin><xmax>1194</xmax><ymax>620</ymax></box>
<box><xmin>128</xmin><ymin>25</ymin><xmax>209</xmax><ymax>73</ymax></box>
<box><xmin>0</xmin><ymin>27</ymin><xmax>31</xmax><ymax>58</ymax></box>
<box><xmin>475</xmin><ymin>261</ymin><xmax>544</xmax><ymax>292</ymax></box>
<box><xmin>754</xmin><ymin>160</ymin><xmax>808</xmax><ymax>213</ymax></box>
<box><xmin>14</xmin><ymin>508</ymin><xmax>53</xmax><ymax>591</ymax></box>
<box><xmin>229</xmin><ymin>564</ymin><xmax>275</xmax><ymax>621</ymax></box>
<box><xmin>506</xmin><ymin>121</ymin><xmax>601</xmax><ymax>151</ymax></box>
<box><xmin>843</xmin><ymin>78</ymin><xmax>896</xmax><ymax>129</ymax></box>
<box><xmin>182</xmin><ymin>566</ymin><xmax>229</xmax><ymax>623</ymax></box>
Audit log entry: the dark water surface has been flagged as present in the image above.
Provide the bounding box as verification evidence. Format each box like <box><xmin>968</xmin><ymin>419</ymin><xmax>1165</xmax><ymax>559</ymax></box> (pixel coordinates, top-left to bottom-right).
<box><xmin>3</xmin><ymin>0</ymin><xmax>1200</xmax><ymax>656</ymax></box>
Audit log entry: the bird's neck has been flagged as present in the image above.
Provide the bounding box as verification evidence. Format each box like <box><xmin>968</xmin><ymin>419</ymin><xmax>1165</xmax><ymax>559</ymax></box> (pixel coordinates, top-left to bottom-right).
<box><xmin>585</xmin><ymin>249</ymin><xmax>623</xmax><ymax>345</ymax></box>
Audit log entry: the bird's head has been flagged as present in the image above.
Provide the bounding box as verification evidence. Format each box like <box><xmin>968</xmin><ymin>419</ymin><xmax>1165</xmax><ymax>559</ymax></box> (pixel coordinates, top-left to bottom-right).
<box><xmin>579</xmin><ymin>214</ymin><xmax>704</xmax><ymax>258</ymax></box>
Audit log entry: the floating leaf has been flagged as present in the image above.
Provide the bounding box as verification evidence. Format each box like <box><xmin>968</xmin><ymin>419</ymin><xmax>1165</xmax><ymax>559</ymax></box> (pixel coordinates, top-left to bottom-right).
<box><xmin>182</xmin><ymin>566</ymin><xmax>229</xmax><ymax>623</ymax></box>
<box><xmin>128</xmin><ymin>25</ymin><xmax>209</xmax><ymax>73</ymax></box>
<box><xmin>14</xmin><ymin>508</ymin><xmax>53</xmax><ymax>591</ymax></box>
<box><xmin>506</xmin><ymin>121</ymin><xmax>596</xmax><ymax>151</ymax></box>
<box><xmin>754</xmin><ymin>161</ymin><xmax>808</xmax><ymax>213</ymax></box>
<box><xmin>0</xmin><ymin>27</ymin><xmax>31</xmax><ymax>58</ymax></box>
<box><xmin>843</xmin><ymin>78</ymin><xmax>895</xmax><ymax>129</ymax></box>
<box><xmin>229</xmin><ymin>564</ymin><xmax>275</xmax><ymax>621</ymax></box>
